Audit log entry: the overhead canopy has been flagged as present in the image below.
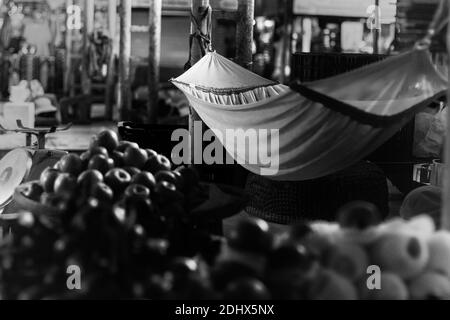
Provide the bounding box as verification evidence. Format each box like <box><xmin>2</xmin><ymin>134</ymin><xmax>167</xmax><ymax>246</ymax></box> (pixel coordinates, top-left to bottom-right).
<box><xmin>172</xmin><ymin>49</ymin><xmax>447</xmax><ymax>181</ymax></box>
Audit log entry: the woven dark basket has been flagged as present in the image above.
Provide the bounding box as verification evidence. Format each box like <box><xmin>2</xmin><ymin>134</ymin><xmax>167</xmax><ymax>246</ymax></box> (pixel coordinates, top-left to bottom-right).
<box><xmin>245</xmin><ymin>161</ymin><xmax>389</xmax><ymax>225</ymax></box>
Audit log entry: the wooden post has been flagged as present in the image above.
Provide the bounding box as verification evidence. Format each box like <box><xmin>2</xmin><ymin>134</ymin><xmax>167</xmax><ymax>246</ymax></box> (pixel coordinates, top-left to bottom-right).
<box><xmin>105</xmin><ymin>0</ymin><xmax>117</xmax><ymax>120</ymax></box>
<box><xmin>235</xmin><ymin>0</ymin><xmax>254</xmax><ymax>69</ymax></box>
<box><xmin>443</xmin><ymin>1</ymin><xmax>450</xmax><ymax>230</ymax></box>
<box><xmin>118</xmin><ymin>0</ymin><xmax>132</xmax><ymax>121</ymax></box>
<box><xmin>82</xmin><ymin>0</ymin><xmax>94</xmax><ymax>95</ymax></box>
<box><xmin>64</xmin><ymin>0</ymin><xmax>73</xmax><ymax>95</ymax></box>
<box><xmin>190</xmin><ymin>0</ymin><xmax>211</xmax><ymax>67</ymax></box>
<box><xmin>281</xmin><ymin>0</ymin><xmax>293</xmax><ymax>83</ymax></box>
<box><xmin>189</xmin><ymin>0</ymin><xmax>211</xmax><ymax>164</ymax></box>
<box><xmin>148</xmin><ymin>0</ymin><xmax>162</xmax><ymax>124</ymax></box>
<box><xmin>373</xmin><ymin>0</ymin><xmax>380</xmax><ymax>54</ymax></box>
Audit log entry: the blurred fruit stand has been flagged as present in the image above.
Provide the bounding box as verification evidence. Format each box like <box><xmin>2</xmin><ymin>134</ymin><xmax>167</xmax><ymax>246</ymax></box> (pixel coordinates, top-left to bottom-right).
<box><xmin>2</xmin><ymin>126</ymin><xmax>449</xmax><ymax>300</ymax></box>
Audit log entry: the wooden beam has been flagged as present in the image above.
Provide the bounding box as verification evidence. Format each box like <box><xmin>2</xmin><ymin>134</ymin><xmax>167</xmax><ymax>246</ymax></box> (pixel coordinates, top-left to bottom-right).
<box><xmin>105</xmin><ymin>0</ymin><xmax>117</xmax><ymax>120</ymax></box>
<box><xmin>81</xmin><ymin>0</ymin><xmax>95</xmax><ymax>95</ymax></box>
<box><xmin>373</xmin><ymin>0</ymin><xmax>380</xmax><ymax>54</ymax></box>
<box><xmin>85</xmin><ymin>0</ymin><xmax>95</xmax><ymax>34</ymax></box>
<box><xmin>148</xmin><ymin>0</ymin><xmax>162</xmax><ymax>124</ymax></box>
<box><xmin>281</xmin><ymin>0</ymin><xmax>293</xmax><ymax>83</ymax></box>
<box><xmin>190</xmin><ymin>0</ymin><xmax>211</xmax><ymax>66</ymax></box>
<box><xmin>64</xmin><ymin>0</ymin><xmax>74</xmax><ymax>95</ymax></box>
<box><xmin>189</xmin><ymin>0</ymin><xmax>211</xmax><ymax>164</ymax></box>
<box><xmin>235</xmin><ymin>0</ymin><xmax>254</xmax><ymax>69</ymax></box>
<box><xmin>118</xmin><ymin>0</ymin><xmax>132</xmax><ymax>121</ymax></box>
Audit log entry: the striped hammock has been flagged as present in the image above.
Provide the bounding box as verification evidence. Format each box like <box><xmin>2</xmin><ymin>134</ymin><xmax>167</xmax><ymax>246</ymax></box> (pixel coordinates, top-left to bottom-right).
<box><xmin>171</xmin><ymin>48</ymin><xmax>447</xmax><ymax>181</ymax></box>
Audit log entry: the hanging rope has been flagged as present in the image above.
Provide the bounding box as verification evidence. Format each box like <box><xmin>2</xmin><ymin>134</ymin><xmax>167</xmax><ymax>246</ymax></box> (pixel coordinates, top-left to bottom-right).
<box><xmin>184</xmin><ymin>3</ymin><xmax>213</xmax><ymax>71</ymax></box>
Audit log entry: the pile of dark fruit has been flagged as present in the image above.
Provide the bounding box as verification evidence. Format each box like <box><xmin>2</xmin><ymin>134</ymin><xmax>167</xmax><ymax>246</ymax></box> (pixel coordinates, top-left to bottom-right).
<box><xmin>0</xmin><ymin>199</ymin><xmax>389</xmax><ymax>300</ymax></box>
<box><xmin>0</xmin><ymin>130</ymin><xmax>214</xmax><ymax>299</ymax></box>
<box><xmin>20</xmin><ymin>129</ymin><xmax>207</xmax><ymax>218</ymax></box>
<box><xmin>2</xmin><ymin>171</ymin><xmax>447</xmax><ymax>300</ymax></box>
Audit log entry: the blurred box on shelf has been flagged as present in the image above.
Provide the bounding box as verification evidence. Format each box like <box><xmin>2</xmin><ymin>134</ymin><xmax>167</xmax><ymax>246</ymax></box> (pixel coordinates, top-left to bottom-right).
<box><xmin>0</xmin><ymin>102</ymin><xmax>35</xmax><ymax>130</ymax></box>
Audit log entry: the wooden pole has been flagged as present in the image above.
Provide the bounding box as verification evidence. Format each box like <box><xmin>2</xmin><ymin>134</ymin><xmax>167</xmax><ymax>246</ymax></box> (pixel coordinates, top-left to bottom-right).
<box><xmin>118</xmin><ymin>0</ymin><xmax>132</xmax><ymax>121</ymax></box>
<box><xmin>82</xmin><ymin>0</ymin><xmax>94</xmax><ymax>95</ymax></box>
<box><xmin>373</xmin><ymin>0</ymin><xmax>380</xmax><ymax>54</ymax></box>
<box><xmin>189</xmin><ymin>0</ymin><xmax>210</xmax><ymax>164</ymax></box>
<box><xmin>148</xmin><ymin>0</ymin><xmax>162</xmax><ymax>124</ymax></box>
<box><xmin>281</xmin><ymin>0</ymin><xmax>293</xmax><ymax>83</ymax></box>
<box><xmin>64</xmin><ymin>0</ymin><xmax>73</xmax><ymax>95</ymax></box>
<box><xmin>190</xmin><ymin>0</ymin><xmax>211</xmax><ymax>66</ymax></box>
<box><xmin>443</xmin><ymin>0</ymin><xmax>450</xmax><ymax>230</ymax></box>
<box><xmin>235</xmin><ymin>0</ymin><xmax>254</xmax><ymax>69</ymax></box>
<box><xmin>105</xmin><ymin>0</ymin><xmax>117</xmax><ymax>120</ymax></box>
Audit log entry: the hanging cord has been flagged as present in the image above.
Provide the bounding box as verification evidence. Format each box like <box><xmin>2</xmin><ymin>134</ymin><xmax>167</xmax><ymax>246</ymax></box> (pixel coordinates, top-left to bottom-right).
<box><xmin>184</xmin><ymin>3</ymin><xmax>213</xmax><ymax>71</ymax></box>
<box><xmin>415</xmin><ymin>0</ymin><xmax>449</xmax><ymax>50</ymax></box>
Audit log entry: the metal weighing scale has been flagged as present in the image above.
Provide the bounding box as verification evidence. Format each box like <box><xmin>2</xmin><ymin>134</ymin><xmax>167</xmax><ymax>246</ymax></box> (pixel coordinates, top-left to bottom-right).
<box><xmin>0</xmin><ymin>120</ymin><xmax>72</xmax><ymax>214</ymax></box>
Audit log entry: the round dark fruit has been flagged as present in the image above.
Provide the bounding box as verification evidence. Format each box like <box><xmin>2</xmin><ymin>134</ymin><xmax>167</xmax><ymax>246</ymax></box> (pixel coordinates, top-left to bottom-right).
<box><xmin>104</xmin><ymin>168</ymin><xmax>132</xmax><ymax>195</ymax></box>
<box><xmin>88</xmin><ymin>155</ymin><xmax>114</xmax><ymax>175</ymax></box>
<box><xmin>155</xmin><ymin>170</ymin><xmax>178</xmax><ymax>185</ymax></box>
<box><xmin>89</xmin><ymin>146</ymin><xmax>109</xmax><ymax>158</ymax></box>
<box><xmin>53</xmin><ymin>161</ymin><xmax>61</xmax><ymax>171</ymax></box>
<box><xmin>123</xmin><ymin>147</ymin><xmax>148</xmax><ymax>169</ymax></box>
<box><xmin>59</xmin><ymin>154</ymin><xmax>83</xmax><ymax>176</ymax></box>
<box><xmin>94</xmin><ymin>130</ymin><xmax>119</xmax><ymax>153</ymax></box>
<box><xmin>125</xmin><ymin>184</ymin><xmax>151</xmax><ymax>200</ymax></box>
<box><xmin>145</xmin><ymin>154</ymin><xmax>172</xmax><ymax>174</ymax></box>
<box><xmin>169</xmin><ymin>258</ymin><xmax>199</xmax><ymax>283</ymax></box>
<box><xmin>110</xmin><ymin>151</ymin><xmax>125</xmax><ymax>167</ymax></box>
<box><xmin>223</xmin><ymin>278</ymin><xmax>271</xmax><ymax>300</ymax></box>
<box><xmin>116</xmin><ymin>141</ymin><xmax>139</xmax><ymax>153</ymax></box>
<box><xmin>40</xmin><ymin>168</ymin><xmax>60</xmax><ymax>193</ymax></box>
<box><xmin>54</xmin><ymin>173</ymin><xmax>77</xmax><ymax>195</ymax></box>
<box><xmin>40</xmin><ymin>192</ymin><xmax>66</xmax><ymax>209</ymax></box>
<box><xmin>79</xmin><ymin>151</ymin><xmax>91</xmax><ymax>169</ymax></box>
<box><xmin>266</xmin><ymin>244</ymin><xmax>316</xmax><ymax>272</ymax></box>
<box><xmin>123</xmin><ymin>167</ymin><xmax>141</xmax><ymax>177</ymax></box>
<box><xmin>90</xmin><ymin>182</ymin><xmax>114</xmax><ymax>202</ymax></box>
<box><xmin>145</xmin><ymin>149</ymin><xmax>158</xmax><ymax>159</ymax></box>
<box><xmin>77</xmin><ymin>170</ymin><xmax>103</xmax><ymax>187</ymax></box>
<box><xmin>227</xmin><ymin>218</ymin><xmax>274</xmax><ymax>254</ymax></box>
<box><xmin>131</xmin><ymin>172</ymin><xmax>157</xmax><ymax>191</ymax></box>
